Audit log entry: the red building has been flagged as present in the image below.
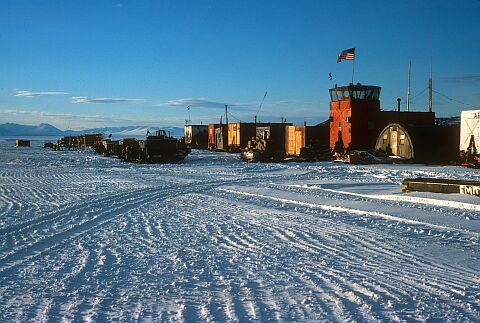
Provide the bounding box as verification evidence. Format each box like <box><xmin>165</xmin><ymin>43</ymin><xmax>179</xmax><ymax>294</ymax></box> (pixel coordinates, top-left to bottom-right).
<box><xmin>329</xmin><ymin>83</ymin><xmax>435</xmax><ymax>153</ymax></box>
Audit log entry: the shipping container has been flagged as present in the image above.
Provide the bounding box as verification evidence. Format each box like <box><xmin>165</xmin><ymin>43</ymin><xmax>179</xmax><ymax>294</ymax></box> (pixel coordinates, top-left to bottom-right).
<box><xmin>227</xmin><ymin>123</ymin><xmax>265</xmax><ymax>151</ymax></box>
<box><xmin>121</xmin><ymin>138</ymin><xmax>142</xmax><ymax>161</ymax></box>
<box><xmin>184</xmin><ymin>125</ymin><xmax>208</xmax><ymax>148</ymax></box>
<box><xmin>79</xmin><ymin>133</ymin><xmax>103</xmax><ymax>149</ymax></box>
<box><xmin>255</xmin><ymin>124</ymin><xmax>289</xmax><ymax>155</ymax></box>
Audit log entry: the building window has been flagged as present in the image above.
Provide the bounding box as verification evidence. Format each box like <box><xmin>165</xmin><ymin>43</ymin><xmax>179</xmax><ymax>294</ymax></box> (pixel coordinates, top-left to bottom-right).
<box><xmin>346</xmin><ymin>117</ymin><xmax>351</xmax><ymax>123</ymax></box>
<box><xmin>400</xmin><ymin>134</ymin><xmax>405</xmax><ymax>145</ymax></box>
<box><xmin>383</xmin><ymin>134</ymin><xmax>388</xmax><ymax>144</ymax></box>
<box><xmin>338</xmin><ymin>122</ymin><xmax>342</xmax><ymax>128</ymax></box>
<box><xmin>348</xmin><ymin>127</ymin><xmax>351</xmax><ymax>133</ymax></box>
<box><xmin>330</xmin><ymin>116</ymin><xmax>334</xmax><ymax>122</ymax></box>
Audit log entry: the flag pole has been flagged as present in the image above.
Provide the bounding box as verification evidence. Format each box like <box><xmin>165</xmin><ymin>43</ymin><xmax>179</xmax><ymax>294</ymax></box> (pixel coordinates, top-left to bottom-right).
<box><xmin>352</xmin><ymin>59</ymin><xmax>355</xmax><ymax>84</ymax></box>
<box><xmin>351</xmin><ymin>48</ymin><xmax>356</xmax><ymax>84</ymax></box>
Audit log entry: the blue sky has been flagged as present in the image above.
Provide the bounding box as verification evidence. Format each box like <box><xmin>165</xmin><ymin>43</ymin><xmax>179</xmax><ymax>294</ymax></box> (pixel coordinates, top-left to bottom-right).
<box><xmin>0</xmin><ymin>0</ymin><xmax>479</xmax><ymax>130</ymax></box>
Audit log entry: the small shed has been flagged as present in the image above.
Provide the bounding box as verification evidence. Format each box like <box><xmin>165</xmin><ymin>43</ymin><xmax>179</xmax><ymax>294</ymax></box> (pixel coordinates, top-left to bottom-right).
<box><xmin>16</xmin><ymin>139</ymin><xmax>30</xmax><ymax>147</ymax></box>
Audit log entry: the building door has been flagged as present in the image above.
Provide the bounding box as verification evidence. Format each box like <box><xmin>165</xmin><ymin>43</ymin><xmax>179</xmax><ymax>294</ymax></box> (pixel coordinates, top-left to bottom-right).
<box><xmin>215</xmin><ymin>129</ymin><xmax>223</xmax><ymax>150</ymax></box>
<box><xmin>390</xmin><ymin>128</ymin><xmax>398</xmax><ymax>155</ymax></box>
<box><xmin>295</xmin><ymin>128</ymin><xmax>303</xmax><ymax>155</ymax></box>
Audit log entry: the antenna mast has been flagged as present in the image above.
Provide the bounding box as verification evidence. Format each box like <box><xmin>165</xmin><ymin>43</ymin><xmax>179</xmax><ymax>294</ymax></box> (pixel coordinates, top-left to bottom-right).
<box><xmin>428</xmin><ymin>78</ymin><xmax>433</xmax><ymax>113</ymax></box>
<box><xmin>254</xmin><ymin>91</ymin><xmax>268</xmax><ymax>123</ymax></box>
<box><xmin>428</xmin><ymin>40</ymin><xmax>433</xmax><ymax>113</ymax></box>
<box><xmin>407</xmin><ymin>61</ymin><xmax>411</xmax><ymax>112</ymax></box>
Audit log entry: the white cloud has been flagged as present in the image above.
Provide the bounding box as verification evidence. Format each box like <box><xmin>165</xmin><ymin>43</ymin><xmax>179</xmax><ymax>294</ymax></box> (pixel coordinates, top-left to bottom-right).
<box><xmin>71</xmin><ymin>96</ymin><xmax>146</xmax><ymax>104</ymax></box>
<box><xmin>156</xmin><ymin>98</ymin><xmax>227</xmax><ymax>109</ymax></box>
<box><xmin>156</xmin><ymin>98</ymin><xmax>259</xmax><ymax>111</ymax></box>
<box><xmin>14</xmin><ymin>90</ymin><xmax>68</xmax><ymax>98</ymax></box>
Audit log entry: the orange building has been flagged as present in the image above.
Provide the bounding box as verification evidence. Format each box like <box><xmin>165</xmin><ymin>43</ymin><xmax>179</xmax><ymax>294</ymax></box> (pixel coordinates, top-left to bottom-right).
<box><xmin>329</xmin><ymin>83</ymin><xmax>435</xmax><ymax>153</ymax></box>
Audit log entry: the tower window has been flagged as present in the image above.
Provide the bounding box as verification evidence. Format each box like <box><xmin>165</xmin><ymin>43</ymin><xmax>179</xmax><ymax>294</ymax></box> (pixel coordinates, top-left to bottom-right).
<box><xmin>346</xmin><ymin>117</ymin><xmax>351</xmax><ymax>123</ymax></box>
<box><xmin>329</xmin><ymin>116</ymin><xmax>334</xmax><ymax>122</ymax></box>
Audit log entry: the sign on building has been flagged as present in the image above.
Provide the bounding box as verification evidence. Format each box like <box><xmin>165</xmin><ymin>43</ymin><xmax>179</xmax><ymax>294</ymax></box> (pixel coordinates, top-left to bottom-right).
<box><xmin>460</xmin><ymin>110</ymin><xmax>480</xmax><ymax>152</ymax></box>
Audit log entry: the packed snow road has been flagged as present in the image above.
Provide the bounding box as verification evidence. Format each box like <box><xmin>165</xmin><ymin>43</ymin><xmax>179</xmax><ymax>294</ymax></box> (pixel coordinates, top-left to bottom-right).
<box><xmin>0</xmin><ymin>139</ymin><xmax>479</xmax><ymax>322</ymax></box>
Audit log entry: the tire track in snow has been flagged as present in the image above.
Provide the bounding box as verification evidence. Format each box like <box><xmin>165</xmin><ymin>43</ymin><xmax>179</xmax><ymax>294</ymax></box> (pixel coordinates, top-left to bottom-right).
<box><xmin>164</xmin><ymin>193</ymin><xmax>386</xmax><ymax>321</ymax></box>
<box><xmin>200</xmin><ymin>190</ymin><xmax>480</xmax><ymax>321</ymax></box>
<box><xmin>216</xmin><ymin>189</ymin><xmax>478</xmax><ymax>302</ymax></box>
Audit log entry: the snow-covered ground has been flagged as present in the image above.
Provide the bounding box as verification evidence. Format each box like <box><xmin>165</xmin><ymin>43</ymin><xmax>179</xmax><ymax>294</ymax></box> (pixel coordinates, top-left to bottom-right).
<box><xmin>0</xmin><ymin>138</ymin><xmax>479</xmax><ymax>322</ymax></box>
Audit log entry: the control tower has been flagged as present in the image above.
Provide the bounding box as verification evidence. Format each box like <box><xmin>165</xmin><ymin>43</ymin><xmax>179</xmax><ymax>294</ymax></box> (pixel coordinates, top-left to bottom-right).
<box><xmin>329</xmin><ymin>83</ymin><xmax>381</xmax><ymax>151</ymax></box>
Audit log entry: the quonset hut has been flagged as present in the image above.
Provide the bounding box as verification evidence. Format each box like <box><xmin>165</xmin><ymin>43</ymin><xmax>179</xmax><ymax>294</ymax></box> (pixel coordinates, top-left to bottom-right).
<box><xmin>329</xmin><ymin>82</ymin><xmax>456</xmax><ymax>163</ymax></box>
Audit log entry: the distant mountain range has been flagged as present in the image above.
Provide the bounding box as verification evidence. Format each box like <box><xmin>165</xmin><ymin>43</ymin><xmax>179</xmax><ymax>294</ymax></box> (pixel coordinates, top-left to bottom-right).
<box><xmin>0</xmin><ymin>123</ymin><xmax>184</xmax><ymax>138</ymax></box>
<box><xmin>0</xmin><ymin>123</ymin><xmax>64</xmax><ymax>136</ymax></box>
<box><xmin>435</xmin><ymin>116</ymin><xmax>461</xmax><ymax>126</ymax></box>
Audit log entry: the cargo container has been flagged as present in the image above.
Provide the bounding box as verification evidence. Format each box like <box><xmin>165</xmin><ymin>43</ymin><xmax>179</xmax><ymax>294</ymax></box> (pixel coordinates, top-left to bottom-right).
<box><xmin>227</xmin><ymin>123</ymin><xmax>268</xmax><ymax>151</ymax></box>
<box><xmin>255</xmin><ymin>124</ymin><xmax>289</xmax><ymax>155</ymax></box>
<box><xmin>121</xmin><ymin>138</ymin><xmax>142</xmax><ymax>162</ymax></box>
<box><xmin>299</xmin><ymin>124</ymin><xmax>331</xmax><ymax>160</ymax></box>
<box><xmin>58</xmin><ymin>136</ymin><xmax>79</xmax><ymax>150</ymax></box>
<box><xmin>15</xmin><ymin>139</ymin><xmax>30</xmax><ymax>147</ymax></box>
<box><xmin>184</xmin><ymin>125</ymin><xmax>208</xmax><ymax>148</ymax></box>
<box><xmin>79</xmin><ymin>133</ymin><xmax>103</xmax><ymax>149</ymax></box>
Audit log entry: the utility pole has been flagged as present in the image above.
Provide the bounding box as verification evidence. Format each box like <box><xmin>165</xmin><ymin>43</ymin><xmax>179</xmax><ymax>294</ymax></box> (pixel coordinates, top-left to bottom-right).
<box><xmin>407</xmin><ymin>61</ymin><xmax>411</xmax><ymax>112</ymax></box>
<box><xmin>225</xmin><ymin>105</ymin><xmax>229</xmax><ymax>125</ymax></box>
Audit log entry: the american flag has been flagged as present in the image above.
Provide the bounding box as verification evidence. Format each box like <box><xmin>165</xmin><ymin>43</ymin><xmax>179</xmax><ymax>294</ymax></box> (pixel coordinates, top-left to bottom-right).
<box><xmin>337</xmin><ymin>48</ymin><xmax>355</xmax><ymax>62</ymax></box>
